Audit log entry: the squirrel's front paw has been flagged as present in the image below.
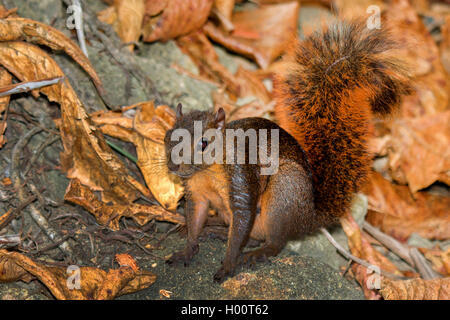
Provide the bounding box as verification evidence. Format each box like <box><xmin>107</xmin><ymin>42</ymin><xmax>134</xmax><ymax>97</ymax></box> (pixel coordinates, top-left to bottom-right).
<box><xmin>165</xmin><ymin>244</ymin><xmax>199</xmax><ymax>266</ymax></box>
<box><xmin>213</xmin><ymin>265</ymin><xmax>235</xmax><ymax>283</ymax></box>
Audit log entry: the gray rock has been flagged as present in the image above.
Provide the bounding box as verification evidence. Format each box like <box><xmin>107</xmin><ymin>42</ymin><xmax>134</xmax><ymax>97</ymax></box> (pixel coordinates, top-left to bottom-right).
<box><xmin>123</xmin><ymin>233</ymin><xmax>364</xmax><ymax>300</ymax></box>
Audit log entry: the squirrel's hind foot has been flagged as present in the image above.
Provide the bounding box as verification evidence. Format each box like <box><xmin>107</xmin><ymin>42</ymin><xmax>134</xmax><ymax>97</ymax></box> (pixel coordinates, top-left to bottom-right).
<box><xmin>165</xmin><ymin>244</ymin><xmax>199</xmax><ymax>267</ymax></box>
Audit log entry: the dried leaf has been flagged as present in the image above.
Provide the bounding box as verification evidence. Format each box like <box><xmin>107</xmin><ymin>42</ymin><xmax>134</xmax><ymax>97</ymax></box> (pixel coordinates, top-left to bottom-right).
<box><xmin>385</xmin><ymin>111</ymin><xmax>450</xmax><ymax>192</ymax></box>
<box><xmin>341</xmin><ymin>212</ymin><xmax>403</xmax><ymax>299</ymax></box>
<box><xmin>91</xmin><ymin>102</ymin><xmax>183</xmax><ymax>211</ymax></box>
<box><xmin>0</xmin><ymin>5</ymin><xmax>18</xmax><ymax>19</ymax></box>
<box><xmin>0</xmin><ymin>41</ymin><xmax>151</xmax><ymax>205</ymax></box>
<box><xmin>98</xmin><ymin>0</ymin><xmax>145</xmax><ymax>51</ymax></box>
<box><xmin>419</xmin><ymin>247</ymin><xmax>450</xmax><ymax>277</ymax></box>
<box><xmin>213</xmin><ymin>0</ymin><xmax>234</xmax><ymax>22</ymax></box>
<box><xmin>0</xmin><ymin>66</ymin><xmax>11</xmax><ymax>114</ymax></box>
<box><xmin>364</xmin><ymin>172</ymin><xmax>450</xmax><ymax>241</ymax></box>
<box><xmin>441</xmin><ymin>16</ymin><xmax>450</xmax><ymax>75</ymax></box>
<box><xmin>142</xmin><ymin>0</ymin><xmax>214</xmax><ymax>42</ymax></box>
<box><xmin>0</xmin><ymin>249</ymin><xmax>156</xmax><ymax>300</ymax></box>
<box><xmin>381</xmin><ymin>277</ymin><xmax>450</xmax><ymax>300</ymax></box>
<box><xmin>384</xmin><ymin>0</ymin><xmax>450</xmax><ymax>117</ymax></box>
<box><xmin>64</xmin><ymin>179</ymin><xmax>185</xmax><ymax>230</ymax></box>
<box><xmin>204</xmin><ymin>2</ymin><xmax>299</xmax><ymax>68</ymax></box>
<box><xmin>234</xmin><ymin>66</ymin><xmax>271</xmax><ymax>104</ymax></box>
<box><xmin>0</xmin><ymin>18</ymin><xmax>105</xmax><ymax>97</ymax></box>
<box><xmin>0</xmin><ymin>66</ymin><xmax>11</xmax><ymax>149</ymax></box>
<box><xmin>177</xmin><ymin>31</ymin><xmax>241</xmax><ymax>97</ymax></box>
<box><xmin>115</xmin><ymin>253</ymin><xmax>140</xmax><ymax>272</ymax></box>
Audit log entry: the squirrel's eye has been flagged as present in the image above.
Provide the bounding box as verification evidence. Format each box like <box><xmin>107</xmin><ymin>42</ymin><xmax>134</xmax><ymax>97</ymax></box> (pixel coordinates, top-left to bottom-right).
<box><xmin>200</xmin><ymin>138</ymin><xmax>208</xmax><ymax>152</ymax></box>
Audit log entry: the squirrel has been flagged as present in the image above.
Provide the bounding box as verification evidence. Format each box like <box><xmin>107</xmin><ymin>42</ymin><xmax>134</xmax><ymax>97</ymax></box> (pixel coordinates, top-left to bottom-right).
<box><xmin>164</xmin><ymin>20</ymin><xmax>411</xmax><ymax>283</ymax></box>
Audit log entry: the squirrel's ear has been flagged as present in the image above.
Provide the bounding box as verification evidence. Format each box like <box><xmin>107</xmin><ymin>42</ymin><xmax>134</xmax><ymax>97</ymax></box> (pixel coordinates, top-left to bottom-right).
<box><xmin>215</xmin><ymin>107</ymin><xmax>225</xmax><ymax>130</ymax></box>
<box><xmin>176</xmin><ymin>103</ymin><xmax>183</xmax><ymax>119</ymax></box>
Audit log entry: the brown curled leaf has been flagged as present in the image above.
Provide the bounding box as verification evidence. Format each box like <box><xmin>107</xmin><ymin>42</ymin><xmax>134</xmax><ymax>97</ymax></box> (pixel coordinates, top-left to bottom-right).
<box><xmin>420</xmin><ymin>247</ymin><xmax>450</xmax><ymax>277</ymax></box>
<box><xmin>177</xmin><ymin>30</ymin><xmax>241</xmax><ymax>97</ymax></box>
<box><xmin>204</xmin><ymin>2</ymin><xmax>299</xmax><ymax>68</ymax></box>
<box><xmin>98</xmin><ymin>0</ymin><xmax>145</xmax><ymax>51</ymax></box>
<box><xmin>381</xmin><ymin>277</ymin><xmax>450</xmax><ymax>300</ymax></box>
<box><xmin>142</xmin><ymin>0</ymin><xmax>214</xmax><ymax>42</ymax></box>
<box><xmin>64</xmin><ymin>179</ymin><xmax>185</xmax><ymax>230</ymax></box>
<box><xmin>384</xmin><ymin>111</ymin><xmax>450</xmax><ymax>192</ymax></box>
<box><xmin>0</xmin><ymin>249</ymin><xmax>156</xmax><ymax>300</ymax></box>
<box><xmin>364</xmin><ymin>172</ymin><xmax>450</xmax><ymax>241</ymax></box>
<box><xmin>0</xmin><ymin>66</ymin><xmax>11</xmax><ymax>148</ymax></box>
<box><xmin>0</xmin><ymin>66</ymin><xmax>11</xmax><ymax>113</ymax></box>
<box><xmin>0</xmin><ymin>18</ymin><xmax>105</xmax><ymax>97</ymax></box>
<box><xmin>340</xmin><ymin>212</ymin><xmax>403</xmax><ymax>300</ymax></box>
<box><xmin>91</xmin><ymin>102</ymin><xmax>183</xmax><ymax>211</ymax></box>
<box><xmin>0</xmin><ymin>40</ymin><xmax>150</xmax><ymax>205</ymax></box>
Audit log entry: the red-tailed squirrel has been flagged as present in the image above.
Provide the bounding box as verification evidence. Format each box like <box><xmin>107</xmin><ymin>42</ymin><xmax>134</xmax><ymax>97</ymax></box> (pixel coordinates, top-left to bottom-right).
<box><xmin>164</xmin><ymin>21</ymin><xmax>411</xmax><ymax>282</ymax></box>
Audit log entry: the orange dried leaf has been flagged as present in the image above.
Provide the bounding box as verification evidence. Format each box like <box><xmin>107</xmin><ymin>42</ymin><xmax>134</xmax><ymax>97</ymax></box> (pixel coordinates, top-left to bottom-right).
<box><xmin>441</xmin><ymin>16</ymin><xmax>450</xmax><ymax>75</ymax></box>
<box><xmin>386</xmin><ymin>111</ymin><xmax>450</xmax><ymax>192</ymax></box>
<box><xmin>364</xmin><ymin>172</ymin><xmax>450</xmax><ymax>241</ymax></box>
<box><xmin>384</xmin><ymin>0</ymin><xmax>450</xmax><ymax>117</ymax></box>
<box><xmin>142</xmin><ymin>0</ymin><xmax>214</xmax><ymax>42</ymax></box>
<box><xmin>214</xmin><ymin>0</ymin><xmax>234</xmax><ymax>22</ymax></box>
<box><xmin>0</xmin><ymin>249</ymin><xmax>156</xmax><ymax>300</ymax></box>
<box><xmin>340</xmin><ymin>212</ymin><xmax>403</xmax><ymax>299</ymax></box>
<box><xmin>0</xmin><ymin>66</ymin><xmax>11</xmax><ymax>114</ymax></box>
<box><xmin>0</xmin><ymin>18</ymin><xmax>105</xmax><ymax>97</ymax></box>
<box><xmin>92</xmin><ymin>103</ymin><xmax>183</xmax><ymax>211</ymax></box>
<box><xmin>0</xmin><ymin>209</ymin><xmax>12</xmax><ymax>227</ymax></box>
<box><xmin>177</xmin><ymin>31</ymin><xmax>241</xmax><ymax>97</ymax></box>
<box><xmin>204</xmin><ymin>2</ymin><xmax>299</xmax><ymax>68</ymax></box>
<box><xmin>0</xmin><ymin>40</ymin><xmax>150</xmax><ymax>204</ymax></box>
<box><xmin>65</xmin><ymin>179</ymin><xmax>185</xmax><ymax>230</ymax></box>
<box><xmin>115</xmin><ymin>253</ymin><xmax>140</xmax><ymax>272</ymax></box>
<box><xmin>420</xmin><ymin>247</ymin><xmax>450</xmax><ymax>277</ymax></box>
<box><xmin>98</xmin><ymin>0</ymin><xmax>145</xmax><ymax>51</ymax></box>
<box><xmin>381</xmin><ymin>277</ymin><xmax>450</xmax><ymax>300</ymax></box>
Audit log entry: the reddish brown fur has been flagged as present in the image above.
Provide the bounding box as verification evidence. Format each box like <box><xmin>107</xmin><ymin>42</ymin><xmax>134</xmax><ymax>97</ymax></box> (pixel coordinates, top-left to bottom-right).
<box><xmin>274</xmin><ymin>21</ymin><xmax>411</xmax><ymax>225</ymax></box>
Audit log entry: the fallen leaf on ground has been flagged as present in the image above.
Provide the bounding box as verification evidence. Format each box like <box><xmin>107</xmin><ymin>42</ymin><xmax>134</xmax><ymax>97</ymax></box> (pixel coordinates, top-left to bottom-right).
<box><xmin>0</xmin><ymin>249</ymin><xmax>156</xmax><ymax>300</ymax></box>
<box><xmin>91</xmin><ymin>101</ymin><xmax>184</xmax><ymax>211</ymax></box>
<box><xmin>420</xmin><ymin>247</ymin><xmax>450</xmax><ymax>277</ymax></box>
<box><xmin>384</xmin><ymin>0</ymin><xmax>450</xmax><ymax>117</ymax></box>
<box><xmin>0</xmin><ymin>66</ymin><xmax>10</xmax><ymax>148</ymax></box>
<box><xmin>364</xmin><ymin>172</ymin><xmax>450</xmax><ymax>241</ymax></box>
<box><xmin>0</xmin><ymin>17</ymin><xmax>106</xmax><ymax>97</ymax></box>
<box><xmin>177</xmin><ymin>30</ymin><xmax>241</xmax><ymax>97</ymax></box>
<box><xmin>0</xmin><ymin>36</ymin><xmax>151</xmax><ymax>205</ymax></box>
<box><xmin>142</xmin><ymin>0</ymin><xmax>214</xmax><ymax>42</ymax></box>
<box><xmin>340</xmin><ymin>212</ymin><xmax>403</xmax><ymax>299</ymax></box>
<box><xmin>65</xmin><ymin>178</ymin><xmax>184</xmax><ymax>230</ymax></box>
<box><xmin>381</xmin><ymin>277</ymin><xmax>450</xmax><ymax>300</ymax></box>
<box><xmin>441</xmin><ymin>15</ymin><xmax>450</xmax><ymax>75</ymax></box>
<box><xmin>0</xmin><ymin>66</ymin><xmax>11</xmax><ymax>114</ymax></box>
<box><xmin>204</xmin><ymin>1</ymin><xmax>299</xmax><ymax>68</ymax></box>
<box><xmin>98</xmin><ymin>0</ymin><xmax>145</xmax><ymax>51</ymax></box>
<box><xmin>384</xmin><ymin>111</ymin><xmax>450</xmax><ymax>192</ymax></box>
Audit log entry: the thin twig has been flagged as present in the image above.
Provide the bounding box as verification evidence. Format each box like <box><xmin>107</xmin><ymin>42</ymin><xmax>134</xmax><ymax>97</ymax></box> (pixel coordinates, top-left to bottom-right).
<box><xmin>362</xmin><ymin>221</ymin><xmax>414</xmax><ymax>266</ymax></box>
<box><xmin>0</xmin><ymin>195</ymin><xmax>37</xmax><ymax>231</ymax></box>
<box><xmin>0</xmin><ymin>77</ymin><xmax>64</xmax><ymax>97</ymax></box>
<box><xmin>72</xmin><ymin>0</ymin><xmax>89</xmax><ymax>58</ymax></box>
<box><xmin>409</xmin><ymin>247</ymin><xmax>441</xmax><ymax>280</ymax></box>
<box><xmin>320</xmin><ymin>227</ymin><xmax>408</xmax><ymax>280</ymax></box>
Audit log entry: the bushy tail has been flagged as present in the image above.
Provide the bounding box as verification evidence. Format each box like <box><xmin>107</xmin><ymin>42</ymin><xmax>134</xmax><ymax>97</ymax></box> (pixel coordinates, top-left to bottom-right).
<box><xmin>274</xmin><ymin>20</ymin><xmax>411</xmax><ymax>227</ymax></box>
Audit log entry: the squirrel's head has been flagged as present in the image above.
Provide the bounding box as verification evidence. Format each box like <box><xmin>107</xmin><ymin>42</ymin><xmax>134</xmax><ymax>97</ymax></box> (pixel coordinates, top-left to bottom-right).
<box><xmin>164</xmin><ymin>103</ymin><xmax>225</xmax><ymax>178</ymax></box>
